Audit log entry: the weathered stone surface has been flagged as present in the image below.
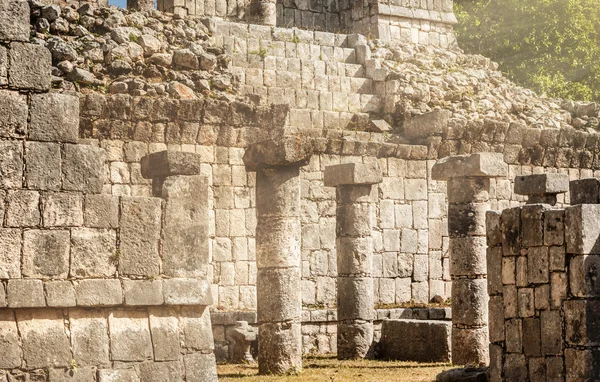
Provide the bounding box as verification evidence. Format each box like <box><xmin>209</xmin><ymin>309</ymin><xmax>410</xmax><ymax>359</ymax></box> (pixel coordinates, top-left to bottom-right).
<box><xmin>565</xmin><ymin>204</ymin><xmax>600</xmax><ymax>254</ymax></box>
<box><xmin>184</xmin><ymin>353</ymin><xmax>218</xmax><ymax>382</ymax></box>
<box><xmin>337</xmin><ymin>277</ymin><xmax>373</xmax><ymax>321</ymax></box>
<box><xmin>62</xmin><ymin>144</ymin><xmax>106</xmax><ymax>193</ymax></box>
<box><xmin>544</xmin><ymin>209</ymin><xmax>565</xmax><ymax>246</ymax></box>
<box><xmin>70</xmin><ymin>228</ymin><xmax>117</xmax><ymax>277</ymax></box>
<box><xmin>501</xmin><ymin>207</ymin><xmax>522</xmax><ymax>257</ymax></box>
<box><xmin>0</xmin><ymin>90</ymin><xmax>27</xmax><ymax>138</ymax></box>
<box><xmin>522</xmin><ymin>317</ymin><xmax>541</xmax><ymax>356</ymax></box>
<box><xmin>451</xmin><ymin>326</ymin><xmax>489</xmax><ymax>366</ymax></box>
<box><xmin>486</xmin><ymin>210</ymin><xmax>502</xmax><ymax>247</ymax></box>
<box><xmin>452</xmin><ymin>278</ymin><xmax>488</xmax><ymax>326</ymax></box>
<box><xmin>25</xmin><ymin>142</ymin><xmax>61</xmax><ymax>190</ymax></box>
<box><xmin>336</xmin><ymin>203</ymin><xmax>372</xmax><ymax>237</ymax></box>
<box><xmin>521</xmin><ymin>204</ymin><xmax>545</xmax><ymax>247</ymax></box>
<box><xmin>181</xmin><ymin>306</ymin><xmax>214</xmax><ymax>351</ymax></box>
<box><xmin>141</xmin><ymin>150</ymin><xmax>201</xmax><ymax>178</ymax></box>
<box><xmin>70</xmin><ymin>309</ymin><xmax>110</xmax><ymax>366</ymax></box>
<box><xmin>17</xmin><ymin>309</ymin><xmax>71</xmax><ymax>369</ymax></box>
<box><xmin>431</xmin><ymin>153</ymin><xmax>507</xmax><ymax>180</ymax></box>
<box><xmin>5</xmin><ymin>190</ymin><xmax>39</xmax><ymax>227</ymax></box>
<box><xmin>257</xmin><ymin>268</ymin><xmax>302</xmax><ymax>322</ymax></box>
<box><xmin>337</xmin><ymin>321</ymin><xmax>374</xmax><ymax>360</ymax></box>
<box><xmin>161</xmin><ymin>175</ymin><xmax>209</xmax><ymax>277</ymax></box>
<box><xmin>513</xmin><ymin>173</ymin><xmax>569</xmax><ymax>196</ymax></box>
<box><xmin>258</xmin><ymin>322</ymin><xmax>302</xmax><ymax>375</ymax></box>
<box><xmin>504</xmin><ymin>353</ymin><xmax>527</xmax><ymax>382</ymax></box>
<box><xmin>255</xmin><ymin>166</ymin><xmax>300</xmax><ymax>218</ymax></box>
<box><xmin>29</xmin><ymin>93</ymin><xmax>79</xmax><ymax>142</ymax></box>
<box><xmin>74</xmin><ymin>279</ymin><xmax>122</xmax><ymax>306</ymax></box>
<box><xmin>48</xmin><ymin>367</ymin><xmax>95</xmax><ymax>382</ymax></box>
<box><xmin>109</xmin><ymin>310</ymin><xmax>153</xmax><ymax>362</ymax></box>
<box><xmin>447</xmin><ymin>202</ymin><xmax>488</xmax><ymax>237</ymax></box>
<box><xmin>42</xmin><ymin>192</ymin><xmax>83</xmax><ymax>227</ymax></box>
<box><xmin>0</xmin><ymin>141</ymin><xmax>23</xmax><ymax>188</ymax></box>
<box><xmin>337</xmin><ymin>237</ymin><xmax>373</xmax><ymax>275</ymax></box>
<box><xmin>139</xmin><ymin>361</ymin><xmax>182</xmax><ymax>381</ymax></box>
<box><xmin>488</xmin><ymin>295</ymin><xmax>504</xmax><ymax>343</ymax></box>
<box><xmin>527</xmin><ymin>246</ymin><xmax>549</xmax><ymax>284</ymax></box>
<box><xmin>403</xmin><ymin>110</ymin><xmax>452</xmax><ymax>140</ymax></box>
<box><xmin>22</xmin><ymin>230</ymin><xmax>70</xmax><ymax>278</ymax></box>
<box><xmin>148</xmin><ymin>307</ymin><xmax>180</xmax><ymax>360</ymax></box>
<box><xmin>570</xmin><ymin>178</ymin><xmax>600</xmax><ymax>205</ymax></box>
<box><xmin>450</xmin><ymin>236</ymin><xmax>487</xmax><ymax>276</ymax></box>
<box><xmin>124</xmin><ymin>280</ymin><xmax>164</xmax><ymax>306</ymax></box>
<box><xmin>45</xmin><ymin>281</ymin><xmax>76</xmax><ymax>307</ymax></box>
<box><xmin>0</xmin><ymin>228</ymin><xmax>21</xmax><ymax>278</ymax></box>
<box><xmin>256</xmin><ymin>216</ymin><xmax>301</xmax><ymax>268</ymax></box>
<box><xmin>565</xmin><ymin>348</ymin><xmax>600</xmax><ymax>381</ymax></box>
<box><xmin>570</xmin><ymin>255</ymin><xmax>600</xmax><ymax>297</ymax></box>
<box><xmin>380</xmin><ymin>319</ymin><xmax>451</xmax><ymax>362</ymax></box>
<box><xmin>243</xmin><ymin>135</ymin><xmax>314</xmax><ymax>171</ymax></box>
<box><xmin>8</xmin><ymin>42</ymin><xmax>51</xmax><ymax>91</ymax></box>
<box><xmin>163</xmin><ymin>278</ymin><xmax>212</xmax><ymax>305</ymax></box>
<box><xmin>447</xmin><ymin>177</ymin><xmax>490</xmax><ymax>204</ymax></box>
<box><xmin>0</xmin><ymin>0</ymin><xmax>30</xmax><ymax>41</ymax></box>
<box><xmin>541</xmin><ymin>309</ymin><xmax>563</xmax><ymax>355</ymax></box>
<box><xmin>7</xmin><ymin>279</ymin><xmax>45</xmax><ymax>308</ymax></box>
<box><xmin>0</xmin><ymin>310</ymin><xmax>22</xmax><ymax>368</ymax></box>
<box><xmin>119</xmin><ymin>197</ymin><xmax>162</xmax><ymax>276</ymax></box>
<box><xmin>84</xmin><ymin>194</ymin><xmax>119</xmax><ymax>228</ymax></box>
<box><xmin>323</xmin><ymin>162</ymin><xmax>382</xmax><ymax>186</ymax></box>
<box><xmin>97</xmin><ymin>369</ymin><xmax>139</xmax><ymax>382</ymax></box>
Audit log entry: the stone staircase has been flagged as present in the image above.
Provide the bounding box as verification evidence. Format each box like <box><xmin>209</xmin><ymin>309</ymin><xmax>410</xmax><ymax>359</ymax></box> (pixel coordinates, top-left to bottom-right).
<box><xmin>211</xmin><ymin>20</ymin><xmax>386</xmax><ymax>131</ymax></box>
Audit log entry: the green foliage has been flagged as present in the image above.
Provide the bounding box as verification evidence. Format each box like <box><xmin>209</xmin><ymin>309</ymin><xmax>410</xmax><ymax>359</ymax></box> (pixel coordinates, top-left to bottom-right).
<box><xmin>454</xmin><ymin>0</ymin><xmax>600</xmax><ymax>101</ymax></box>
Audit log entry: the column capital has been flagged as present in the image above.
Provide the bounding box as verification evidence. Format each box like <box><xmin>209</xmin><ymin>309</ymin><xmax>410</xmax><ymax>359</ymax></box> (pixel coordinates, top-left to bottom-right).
<box><xmin>243</xmin><ymin>135</ymin><xmax>314</xmax><ymax>171</ymax></box>
<box><xmin>431</xmin><ymin>153</ymin><xmax>508</xmax><ymax>181</ymax></box>
<box><xmin>514</xmin><ymin>173</ymin><xmax>568</xmax><ymax>205</ymax></box>
<box><xmin>323</xmin><ymin>161</ymin><xmax>382</xmax><ymax>187</ymax></box>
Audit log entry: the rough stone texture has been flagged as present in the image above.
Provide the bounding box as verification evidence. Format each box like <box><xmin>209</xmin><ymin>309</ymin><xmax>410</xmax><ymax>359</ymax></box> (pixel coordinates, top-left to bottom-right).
<box><xmin>184</xmin><ymin>353</ymin><xmax>218</xmax><ymax>382</ymax></box>
<box><xmin>119</xmin><ymin>197</ymin><xmax>162</xmax><ymax>276</ymax></box>
<box><xmin>8</xmin><ymin>42</ymin><xmax>51</xmax><ymax>91</ymax></box>
<box><xmin>0</xmin><ymin>141</ymin><xmax>23</xmax><ymax>189</ymax></box>
<box><xmin>70</xmin><ymin>309</ymin><xmax>110</xmax><ymax>366</ymax></box>
<box><xmin>0</xmin><ymin>228</ymin><xmax>22</xmax><ymax>278</ymax></box>
<box><xmin>243</xmin><ymin>135</ymin><xmax>314</xmax><ymax>171</ymax></box>
<box><xmin>7</xmin><ymin>279</ymin><xmax>45</xmax><ymax>308</ymax></box>
<box><xmin>323</xmin><ymin>161</ymin><xmax>382</xmax><ymax>186</ymax></box>
<box><xmin>163</xmin><ymin>278</ymin><xmax>212</xmax><ymax>305</ymax></box>
<box><xmin>84</xmin><ymin>194</ymin><xmax>119</xmax><ymax>228</ymax></box>
<box><xmin>0</xmin><ymin>90</ymin><xmax>27</xmax><ymax>139</ymax></box>
<box><xmin>45</xmin><ymin>281</ymin><xmax>76</xmax><ymax>307</ymax></box>
<box><xmin>124</xmin><ymin>280</ymin><xmax>164</xmax><ymax>306</ymax></box>
<box><xmin>0</xmin><ymin>310</ymin><xmax>22</xmax><ymax>368</ymax></box>
<box><xmin>148</xmin><ymin>307</ymin><xmax>180</xmax><ymax>360</ymax></box>
<box><xmin>403</xmin><ymin>109</ymin><xmax>452</xmax><ymax>140</ymax></box>
<box><xmin>62</xmin><ymin>144</ymin><xmax>106</xmax><ymax>193</ymax></box>
<box><xmin>42</xmin><ymin>193</ymin><xmax>83</xmax><ymax>227</ymax></box>
<box><xmin>108</xmin><ymin>311</ymin><xmax>153</xmax><ymax>362</ymax></box>
<box><xmin>74</xmin><ymin>279</ymin><xmax>123</xmax><ymax>306</ymax></box>
<box><xmin>570</xmin><ymin>178</ymin><xmax>600</xmax><ymax>205</ymax></box>
<box><xmin>70</xmin><ymin>228</ymin><xmax>117</xmax><ymax>277</ymax></box>
<box><xmin>16</xmin><ymin>309</ymin><xmax>71</xmax><ymax>369</ymax></box>
<box><xmin>22</xmin><ymin>230</ymin><xmax>70</xmax><ymax>278</ymax></box>
<box><xmin>380</xmin><ymin>319</ymin><xmax>451</xmax><ymax>362</ymax></box>
<box><xmin>0</xmin><ymin>0</ymin><xmax>30</xmax><ymax>41</ymax></box>
<box><xmin>431</xmin><ymin>153</ymin><xmax>508</xmax><ymax>181</ymax></box>
<box><xmin>513</xmin><ymin>173</ymin><xmax>569</xmax><ymax>196</ymax></box>
<box><xmin>258</xmin><ymin>322</ymin><xmax>302</xmax><ymax>375</ymax></box>
<box><xmin>25</xmin><ymin>142</ymin><xmax>61</xmax><ymax>190</ymax></box>
<box><xmin>141</xmin><ymin>150</ymin><xmax>202</xmax><ymax>178</ymax></box>
<box><xmin>565</xmin><ymin>204</ymin><xmax>600</xmax><ymax>255</ymax></box>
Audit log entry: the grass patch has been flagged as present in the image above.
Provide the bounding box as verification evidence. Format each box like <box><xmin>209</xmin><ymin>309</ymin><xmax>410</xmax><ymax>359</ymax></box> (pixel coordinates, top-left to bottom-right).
<box><xmin>218</xmin><ymin>355</ymin><xmax>452</xmax><ymax>381</ymax></box>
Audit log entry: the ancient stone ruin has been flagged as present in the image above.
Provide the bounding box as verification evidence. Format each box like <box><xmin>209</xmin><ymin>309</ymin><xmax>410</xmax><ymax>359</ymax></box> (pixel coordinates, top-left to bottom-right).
<box><xmin>5</xmin><ymin>0</ymin><xmax>600</xmax><ymax>380</ymax></box>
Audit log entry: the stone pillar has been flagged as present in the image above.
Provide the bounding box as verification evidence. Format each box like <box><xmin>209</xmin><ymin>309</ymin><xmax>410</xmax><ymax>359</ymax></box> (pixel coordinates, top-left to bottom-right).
<box><xmin>514</xmin><ymin>173</ymin><xmax>568</xmax><ymax>205</ymax></box>
<box><xmin>127</xmin><ymin>0</ymin><xmax>155</xmax><ymax>11</ymax></box>
<box><xmin>253</xmin><ymin>0</ymin><xmax>276</xmax><ymax>25</ymax></box>
<box><xmin>243</xmin><ymin>135</ymin><xmax>314</xmax><ymax>375</ymax></box>
<box><xmin>324</xmin><ymin>161</ymin><xmax>382</xmax><ymax>360</ymax></box>
<box><xmin>432</xmin><ymin>153</ymin><xmax>508</xmax><ymax>366</ymax></box>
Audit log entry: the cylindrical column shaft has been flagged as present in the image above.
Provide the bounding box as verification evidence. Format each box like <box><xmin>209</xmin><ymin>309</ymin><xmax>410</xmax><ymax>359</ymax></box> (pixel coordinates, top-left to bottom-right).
<box><xmin>255</xmin><ymin>166</ymin><xmax>302</xmax><ymax>375</ymax></box>
<box><xmin>447</xmin><ymin>177</ymin><xmax>490</xmax><ymax>366</ymax></box>
<box><xmin>336</xmin><ymin>184</ymin><xmax>375</xmax><ymax>359</ymax></box>
<box><xmin>253</xmin><ymin>0</ymin><xmax>276</xmax><ymax>25</ymax></box>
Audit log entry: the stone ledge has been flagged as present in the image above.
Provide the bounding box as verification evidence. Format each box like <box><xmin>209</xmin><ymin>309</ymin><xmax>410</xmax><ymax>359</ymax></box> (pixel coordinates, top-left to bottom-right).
<box><xmin>377</xmin><ymin>6</ymin><xmax>458</xmax><ymax>25</ymax></box>
<box><xmin>1</xmin><ymin>277</ymin><xmax>212</xmax><ymax>309</ymax></box>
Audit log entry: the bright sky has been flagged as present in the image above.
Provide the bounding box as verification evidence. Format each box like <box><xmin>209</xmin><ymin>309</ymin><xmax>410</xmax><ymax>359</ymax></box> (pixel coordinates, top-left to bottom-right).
<box><xmin>108</xmin><ymin>0</ymin><xmax>127</xmax><ymax>8</ymax></box>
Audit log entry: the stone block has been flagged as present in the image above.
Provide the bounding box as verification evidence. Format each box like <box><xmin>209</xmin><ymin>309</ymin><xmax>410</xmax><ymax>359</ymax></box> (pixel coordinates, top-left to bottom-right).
<box><xmin>139</xmin><ymin>361</ymin><xmax>182</xmax><ymax>381</ymax></box>
<box><xmin>522</xmin><ymin>317</ymin><xmax>541</xmax><ymax>356</ymax></box>
<box><xmin>181</xmin><ymin>306</ymin><xmax>214</xmax><ymax>351</ymax></box>
<box><xmin>109</xmin><ymin>310</ymin><xmax>153</xmax><ymax>362</ymax></box>
<box><xmin>379</xmin><ymin>319</ymin><xmax>451</xmax><ymax>362</ymax></box>
<box><xmin>256</xmin><ymin>321</ymin><xmax>302</xmax><ymax>375</ymax></box>
<box><xmin>70</xmin><ymin>228</ymin><xmax>117</xmax><ymax>277</ymax></box>
<box><xmin>69</xmin><ymin>309</ymin><xmax>110</xmax><ymax>366</ymax></box>
<box><xmin>7</xmin><ymin>279</ymin><xmax>44</xmax><ymax>307</ymax></box>
<box><xmin>62</xmin><ymin>144</ymin><xmax>106</xmax><ymax>193</ymax></box>
<box><xmin>337</xmin><ymin>237</ymin><xmax>373</xmax><ymax>275</ymax></box>
<box><xmin>43</xmin><ymin>192</ymin><xmax>84</xmax><ymax>227</ymax></box>
<box><xmin>336</xmin><ymin>203</ymin><xmax>372</xmax><ymax>237</ymax></box>
<box><xmin>447</xmin><ymin>177</ymin><xmax>490</xmax><ymax>203</ymax></box>
<box><xmin>161</xmin><ymin>175</ymin><xmax>210</xmax><ymax>277</ymax></box>
<box><xmin>163</xmin><ymin>278</ymin><xmax>212</xmax><ymax>305</ymax></box>
<box><xmin>6</xmin><ymin>189</ymin><xmax>39</xmax><ymax>226</ymax></box>
<box><xmin>544</xmin><ymin>209</ymin><xmax>565</xmax><ymax>246</ymax></box>
<box><xmin>0</xmin><ymin>283</ymin><xmax>4</xmax><ymax>307</ymax></box>
<box><xmin>504</xmin><ymin>353</ymin><xmax>527</xmax><ymax>382</ymax></box>
<box><xmin>527</xmin><ymin>246</ymin><xmax>549</xmax><ymax>284</ymax></box>
<box><xmin>255</xmin><ymin>166</ymin><xmax>300</xmax><ymax>217</ymax></box>
<box><xmin>541</xmin><ymin>309</ymin><xmax>563</xmax><ymax>355</ymax></box>
<box><xmin>45</xmin><ymin>281</ymin><xmax>76</xmax><ymax>307</ymax></box>
<box><xmin>337</xmin><ymin>321</ymin><xmax>374</xmax><ymax>360</ymax></box>
<box><xmin>521</xmin><ymin>204</ymin><xmax>544</xmax><ymax>247</ymax></box>
<box><xmin>48</xmin><ymin>367</ymin><xmax>95</xmax><ymax>382</ymax></box>
<box><xmin>84</xmin><ymin>194</ymin><xmax>119</xmax><ymax>228</ymax></box>
<box><xmin>119</xmin><ymin>197</ymin><xmax>162</xmax><ymax>277</ymax></box>
<box><xmin>488</xmin><ymin>295</ymin><xmax>504</xmax><ymax>343</ymax></box>
<box><xmin>505</xmin><ymin>318</ymin><xmax>522</xmax><ymax>353</ymax></box>
<box><xmin>74</xmin><ymin>279</ymin><xmax>122</xmax><ymax>306</ymax></box>
<box><xmin>403</xmin><ymin>110</ymin><xmax>451</xmax><ymax>140</ymax></box>
<box><xmin>0</xmin><ymin>310</ymin><xmax>22</xmax><ymax>368</ymax></box>
<box><xmin>501</xmin><ymin>207</ymin><xmax>521</xmax><ymax>257</ymax></box>
<box><xmin>184</xmin><ymin>353</ymin><xmax>218</xmax><ymax>382</ymax></box>
<box><xmin>337</xmin><ymin>277</ymin><xmax>374</xmax><ymax>321</ymax></box>
<box><xmin>17</xmin><ymin>310</ymin><xmax>71</xmax><ymax>369</ymax></box>
<box><xmin>8</xmin><ymin>42</ymin><xmax>51</xmax><ymax>91</ymax></box>
<box><xmin>0</xmin><ymin>0</ymin><xmax>29</xmax><ymax>41</ymax></box>
<box><xmin>449</xmin><ymin>236</ymin><xmax>487</xmax><ymax>276</ymax></box>
<box><xmin>570</xmin><ymin>254</ymin><xmax>600</xmax><ymax>297</ymax></box>
<box><xmin>140</xmin><ymin>150</ymin><xmax>201</xmax><ymax>178</ymax></box>
<box><xmin>448</xmin><ymin>203</ymin><xmax>488</xmax><ymax>237</ymax></box>
<box><xmin>29</xmin><ymin>93</ymin><xmax>79</xmax><ymax>142</ymax></box>
<box><xmin>513</xmin><ymin>173</ymin><xmax>569</xmax><ymax>196</ymax></box>
<box><xmin>323</xmin><ymin>162</ymin><xmax>382</xmax><ymax>186</ymax></box>
<box><xmin>565</xmin><ymin>348</ymin><xmax>600</xmax><ymax>381</ymax></box>
<box><xmin>243</xmin><ymin>135</ymin><xmax>314</xmax><ymax>171</ymax></box>
<box><xmin>256</xmin><ymin>268</ymin><xmax>301</xmax><ymax>322</ymax></box>
<box><xmin>0</xmin><ymin>141</ymin><xmax>23</xmax><ymax>188</ymax></box>
<box><xmin>22</xmin><ymin>230</ymin><xmax>70</xmax><ymax>278</ymax></box>
<box><xmin>566</xmin><ymin>204</ymin><xmax>600</xmax><ymax>254</ymax></box>
<box><xmin>97</xmin><ymin>369</ymin><xmax>139</xmax><ymax>382</ymax></box>
<box><xmin>25</xmin><ymin>142</ymin><xmax>61</xmax><ymax>190</ymax></box>
<box><xmin>124</xmin><ymin>280</ymin><xmax>164</xmax><ymax>305</ymax></box>
<box><xmin>256</xmin><ymin>217</ymin><xmax>301</xmax><ymax>268</ymax></box>
<box><xmin>570</xmin><ymin>178</ymin><xmax>600</xmax><ymax>205</ymax></box>
<box><xmin>0</xmin><ymin>228</ymin><xmax>21</xmax><ymax>278</ymax></box>
<box><xmin>452</xmin><ymin>278</ymin><xmax>488</xmax><ymax>326</ymax></box>
<box><xmin>0</xmin><ymin>90</ymin><xmax>27</xmax><ymax>138</ymax></box>
<box><xmin>451</xmin><ymin>326</ymin><xmax>489</xmax><ymax>366</ymax></box>
<box><xmin>431</xmin><ymin>153</ymin><xmax>507</xmax><ymax>181</ymax></box>
<box><xmin>486</xmin><ymin>210</ymin><xmax>502</xmax><ymax>246</ymax></box>
<box><xmin>148</xmin><ymin>307</ymin><xmax>180</xmax><ymax>360</ymax></box>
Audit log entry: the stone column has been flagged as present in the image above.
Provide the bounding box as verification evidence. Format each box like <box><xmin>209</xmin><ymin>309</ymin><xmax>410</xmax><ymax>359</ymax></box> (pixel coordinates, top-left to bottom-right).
<box><xmin>253</xmin><ymin>0</ymin><xmax>276</xmax><ymax>25</ymax></box>
<box><xmin>514</xmin><ymin>173</ymin><xmax>568</xmax><ymax>205</ymax></box>
<box><xmin>243</xmin><ymin>136</ymin><xmax>314</xmax><ymax>375</ymax></box>
<box><xmin>432</xmin><ymin>153</ymin><xmax>508</xmax><ymax>366</ymax></box>
<box><xmin>324</xmin><ymin>161</ymin><xmax>382</xmax><ymax>360</ymax></box>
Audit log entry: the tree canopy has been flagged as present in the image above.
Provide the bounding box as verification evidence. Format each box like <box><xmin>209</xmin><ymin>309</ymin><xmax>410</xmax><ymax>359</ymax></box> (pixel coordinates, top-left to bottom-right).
<box><xmin>454</xmin><ymin>0</ymin><xmax>600</xmax><ymax>102</ymax></box>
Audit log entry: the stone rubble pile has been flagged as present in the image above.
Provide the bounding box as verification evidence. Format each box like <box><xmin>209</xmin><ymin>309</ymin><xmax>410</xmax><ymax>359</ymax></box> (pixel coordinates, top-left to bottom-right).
<box><xmin>28</xmin><ymin>1</ymin><xmax>238</xmax><ymax>100</ymax></box>
<box><xmin>376</xmin><ymin>42</ymin><xmax>600</xmax><ymax>132</ymax></box>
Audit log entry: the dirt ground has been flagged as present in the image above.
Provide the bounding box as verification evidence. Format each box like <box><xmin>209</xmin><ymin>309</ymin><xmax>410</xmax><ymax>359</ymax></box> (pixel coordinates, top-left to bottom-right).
<box><xmin>217</xmin><ymin>355</ymin><xmax>452</xmax><ymax>381</ymax></box>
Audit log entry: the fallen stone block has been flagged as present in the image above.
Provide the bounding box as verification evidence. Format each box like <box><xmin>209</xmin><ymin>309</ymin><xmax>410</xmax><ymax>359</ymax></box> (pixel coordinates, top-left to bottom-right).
<box><xmin>379</xmin><ymin>319</ymin><xmax>451</xmax><ymax>362</ymax></box>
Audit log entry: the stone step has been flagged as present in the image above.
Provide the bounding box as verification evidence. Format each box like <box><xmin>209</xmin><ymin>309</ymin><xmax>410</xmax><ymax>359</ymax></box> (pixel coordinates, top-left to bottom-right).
<box><xmin>228</xmin><ymin>55</ymin><xmax>365</xmax><ymax>77</ymax></box>
<box><xmin>285</xmin><ymin>106</ymin><xmax>383</xmax><ymax>129</ymax></box>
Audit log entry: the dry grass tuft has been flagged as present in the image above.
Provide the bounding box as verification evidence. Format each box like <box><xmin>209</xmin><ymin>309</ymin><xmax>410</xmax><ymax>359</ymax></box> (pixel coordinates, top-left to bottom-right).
<box><xmin>218</xmin><ymin>355</ymin><xmax>452</xmax><ymax>381</ymax></box>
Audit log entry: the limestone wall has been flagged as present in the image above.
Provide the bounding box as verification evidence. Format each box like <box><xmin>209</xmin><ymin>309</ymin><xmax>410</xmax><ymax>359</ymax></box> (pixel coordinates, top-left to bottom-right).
<box><xmin>487</xmin><ymin>198</ymin><xmax>600</xmax><ymax>381</ymax></box>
